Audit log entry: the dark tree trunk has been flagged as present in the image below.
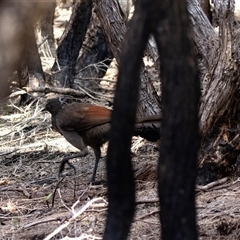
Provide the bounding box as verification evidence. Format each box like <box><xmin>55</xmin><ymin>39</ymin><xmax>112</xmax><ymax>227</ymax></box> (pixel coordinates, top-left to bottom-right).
<box><xmin>95</xmin><ymin>0</ymin><xmax>240</xmax><ymax>187</ymax></box>
<box><xmin>104</xmin><ymin>0</ymin><xmax>200</xmax><ymax>239</ymax></box>
<box><xmin>52</xmin><ymin>0</ymin><xmax>93</xmax><ymax>87</ymax></box>
<box><xmin>155</xmin><ymin>0</ymin><xmax>200</xmax><ymax>238</ymax></box>
<box><xmin>103</xmin><ymin>1</ymin><xmax>151</xmax><ymax>239</ymax></box>
<box><xmin>74</xmin><ymin>9</ymin><xmax>112</xmax><ymax>89</ymax></box>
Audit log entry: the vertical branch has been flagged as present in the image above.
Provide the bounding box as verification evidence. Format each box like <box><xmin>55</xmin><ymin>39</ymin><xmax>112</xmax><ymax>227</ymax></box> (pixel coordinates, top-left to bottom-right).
<box><xmin>103</xmin><ymin>2</ymin><xmax>151</xmax><ymax>240</ymax></box>
<box><xmin>154</xmin><ymin>1</ymin><xmax>200</xmax><ymax>239</ymax></box>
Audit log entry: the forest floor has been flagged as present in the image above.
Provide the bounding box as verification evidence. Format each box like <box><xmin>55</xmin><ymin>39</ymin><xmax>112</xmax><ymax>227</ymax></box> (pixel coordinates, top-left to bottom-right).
<box><xmin>1</xmin><ymin>98</ymin><xmax>240</xmax><ymax>240</ymax></box>
<box><xmin>1</xmin><ymin>1</ymin><xmax>240</xmax><ymax>240</ymax></box>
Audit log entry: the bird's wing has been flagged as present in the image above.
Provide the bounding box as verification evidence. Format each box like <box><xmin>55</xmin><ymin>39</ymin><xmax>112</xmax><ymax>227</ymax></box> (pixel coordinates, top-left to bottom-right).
<box><xmin>59</xmin><ymin>103</ymin><xmax>112</xmax><ymax>132</ymax></box>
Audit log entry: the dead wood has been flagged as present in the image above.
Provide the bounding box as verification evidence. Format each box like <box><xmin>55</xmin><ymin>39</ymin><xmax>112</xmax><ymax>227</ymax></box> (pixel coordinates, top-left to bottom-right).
<box><xmin>12</xmin><ymin>87</ymin><xmax>85</xmax><ymax>99</ymax></box>
<box><xmin>95</xmin><ymin>0</ymin><xmax>161</xmax><ymax>116</ymax></box>
<box><xmin>188</xmin><ymin>0</ymin><xmax>240</xmax><ymax>183</ymax></box>
<box><xmin>74</xmin><ymin>8</ymin><xmax>112</xmax><ymax>88</ymax></box>
<box><xmin>52</xmin><ymin>0</ymin><xmax>93</xmax><ymax>87</ymax></box>
<box><xmin>196</xmin><ymin>177</ymin><xmax>229</xmax><ymax>191</ymax></box>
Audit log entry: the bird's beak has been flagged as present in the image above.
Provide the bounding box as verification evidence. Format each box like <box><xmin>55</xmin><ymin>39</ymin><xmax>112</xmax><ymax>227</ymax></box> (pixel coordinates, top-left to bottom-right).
<box><xmin>41</xmin><ymin>106</ymin><xmax>47</xmax><ymax>112</ymax></box>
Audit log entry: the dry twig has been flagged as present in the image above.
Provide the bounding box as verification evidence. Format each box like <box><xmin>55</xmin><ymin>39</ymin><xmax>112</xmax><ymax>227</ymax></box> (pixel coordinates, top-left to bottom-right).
<box><xmin>44</xmin><ymin>197</ymin><xmax>107</xmax><ymax>240</ymax></box>
<box><xmin>135</xmin><ymin>210</ymin><xmax>160</xmax><ymax>221</ymax></box>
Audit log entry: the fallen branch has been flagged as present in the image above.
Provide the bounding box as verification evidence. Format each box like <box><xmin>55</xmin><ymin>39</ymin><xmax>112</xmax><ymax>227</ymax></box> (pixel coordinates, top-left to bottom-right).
<box><xmin>27</xmin><ymin>86</ymin><xmax>87</xmax><ymax>97</ymax></box>
<box><xmin>9</xmin><ymin>86</ymin><xmax>86</xmax><ymax>98</ymax></box>
<box><xmin>0</xmin><ymin>186</ymin><xmax>31</xmax><ymax>198</ymax></box>
<box><xmin>135</xmin><ymin>210</ymin><xmax>160</xmax><ymax>221</ymax></box>
<box><xmin>0</xmin><ymin>149</ymin><xmax>19</xmax><ymax>156</ymax></box>
<box><xmin>136</xmin><ymin>198</ymin><xmax>159</xmax><ymax>204</ymax></box>
<box><xmin>24</xmin><ymin>217</ymin><xmax>62</xmax><ymax>229</ymax></box>
<box><xmin>196</xmin><ymin>177</ymin><xmax>229</xmax><ymax>191</ymax></box>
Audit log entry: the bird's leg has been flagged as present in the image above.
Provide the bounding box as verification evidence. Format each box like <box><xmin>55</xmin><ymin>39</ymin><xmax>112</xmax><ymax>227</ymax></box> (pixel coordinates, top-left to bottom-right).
<box><xmin>59</xmin><ymin>148</ymin><xmax>88</xmax><ymax>176</ymax></box>
<box><xmin>90</xmin><ymin>146</ymin><xmax>101</xmax><ymax>183</ymax></box>
<box><xmin>58</xmin><ymin>132</ymin><xmax>89</xmax><ymax>176</ymax></box>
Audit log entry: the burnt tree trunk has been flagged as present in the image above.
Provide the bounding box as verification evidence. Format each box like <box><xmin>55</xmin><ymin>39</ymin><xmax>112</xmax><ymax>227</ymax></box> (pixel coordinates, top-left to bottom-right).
<box><xmin>52</xmin><ymin>0</ymin><xmax>93</xmax><ymax>87</ymax></box>
<box><xmin>94</xmin><ymin>0</ymin><xmax>240</xmax><ymax>185</ymax></box>
<box><xmin>104</xmin><ymin>0</ymin><xmax>200</xmax><ymax>239</ymax></box>
<box><xmin>103</xmin><ymin>0</ymin><xmax>152</xmax><ymax>238</ymax></box>
<box><xmin>155</xmin><ymin>0</ymin><xmax>200</xmax><ymax>239</ymax></box>
<box><xmin>95</xmin><ymin>0</ymin><xmax>161</xmax><ymax>116</ymax></box>
<box><xmin>74</xmin><ymin>9</ymin><xmax>112</xmax><ymax>89</ymax></box>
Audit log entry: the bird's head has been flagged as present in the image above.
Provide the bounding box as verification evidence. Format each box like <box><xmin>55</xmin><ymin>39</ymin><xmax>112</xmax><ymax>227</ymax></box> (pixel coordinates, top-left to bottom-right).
<box><xmin>43</xmin><ymin>98</ymin><xmax>62</xmax><ymax>115</ymax></box>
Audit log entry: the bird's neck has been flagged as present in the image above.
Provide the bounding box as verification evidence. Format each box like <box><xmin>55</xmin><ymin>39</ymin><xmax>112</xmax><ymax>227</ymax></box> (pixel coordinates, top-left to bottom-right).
<box><xmin>51</xmin><ymin>106</ymin><xmax>62</xmax><ymax>116</ymax></box>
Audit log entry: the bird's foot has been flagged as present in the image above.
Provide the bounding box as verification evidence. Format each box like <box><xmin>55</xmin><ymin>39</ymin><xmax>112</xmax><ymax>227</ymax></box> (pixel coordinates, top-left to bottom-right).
<box><xmin>59</xmin><ymin>158</ymin><xmax>77</xmax><ymax>177</ymax></box>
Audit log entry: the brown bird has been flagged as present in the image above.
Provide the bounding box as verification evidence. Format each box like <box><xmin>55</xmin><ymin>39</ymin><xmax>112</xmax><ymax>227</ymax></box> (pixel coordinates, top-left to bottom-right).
<box><xmin>44</xmin><ymin>98</ymin><xmax>162</xmax><ymax>183</ymax></box>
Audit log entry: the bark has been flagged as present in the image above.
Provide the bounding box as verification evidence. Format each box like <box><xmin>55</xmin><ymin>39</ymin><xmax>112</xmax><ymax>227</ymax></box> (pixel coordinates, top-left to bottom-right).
<box><xmin>94</xmin><ymin>0</ymin><xmax>126</xmax><ymax>63</ymax></box>
<box><xmin>104</xmin><ymin>0</ymin><xmax>200</xmax><ymax>239</ymax></box>
<box><xmin>104</xmin><ymin>1</ymin><xmax>151</xmax><ymax>238</ymax></box>
<box><xmin>188</xmin><ymin>0</ymin><xmax>240</xmax><ymax>183</ymax></box>
<box><xmin>154</xmin><ymin>0</ymin><xmax>200</xmax><ymax>239</ymax></box>
<box><xmin>188</xmin><ymin>0</ymin><xmax>218</xmax><ymax>73</ymax></box>
<box><xmin>52</xmin><ymin>0</ymin><xmax>93</xmax><ymax>87</ymax></box>
<box><xmin>74</xmin><ymin>10</ymin><xmax>112</xmax><ymax>89</ymax></box>
<box><xmin>94</xmin><ymin>0</ymin><xmax>161</xmax><ymax>116</ymax></box>
<box><xmin>198</xmin><ymin>0</ymin><xmax>212</xmax><ymax>22</ymax></box>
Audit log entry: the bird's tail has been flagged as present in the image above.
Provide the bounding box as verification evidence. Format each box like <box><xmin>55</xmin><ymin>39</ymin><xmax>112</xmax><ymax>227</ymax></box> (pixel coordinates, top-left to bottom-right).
<box><xmin>134</xmin><ymin>115</ymin><xmax>162</xmax><ymax>142</ymax></box>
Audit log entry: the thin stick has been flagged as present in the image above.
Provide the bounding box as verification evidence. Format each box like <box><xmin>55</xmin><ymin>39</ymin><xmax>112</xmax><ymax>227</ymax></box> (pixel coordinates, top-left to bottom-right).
<box><xmin>44</xmin><ymin>197</ymin><xmax>106</xmax><ymax>240</ymax></box>
<box><xmin>135</xmin><ymin>210</ymin><xmax>160</xmax><ymax>221</ymax></box>
<box><xmin>136</xmin><ymin>198</ymin><xmax>159</xmax><ymax>204</ymax></box>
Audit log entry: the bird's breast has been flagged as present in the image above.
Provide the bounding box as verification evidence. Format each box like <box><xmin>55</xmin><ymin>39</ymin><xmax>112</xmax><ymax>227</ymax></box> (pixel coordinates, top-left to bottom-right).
<box><xmin>82</xmin><ymin>123</ymin><xmax>110</xmax><ymax>146</ymax></box>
